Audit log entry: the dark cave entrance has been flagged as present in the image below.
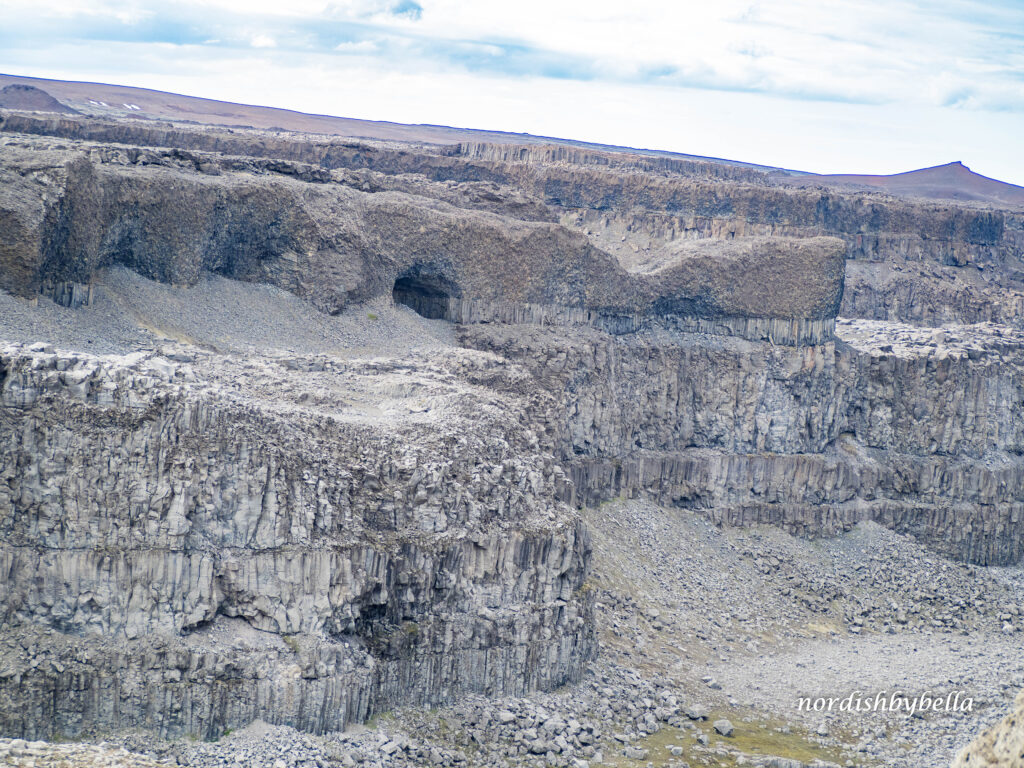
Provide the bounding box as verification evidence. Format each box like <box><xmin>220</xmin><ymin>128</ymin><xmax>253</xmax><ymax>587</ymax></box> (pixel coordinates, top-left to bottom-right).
<box><xmin>392</xmin><ymin>268</ymin><xmax>458</xmax><ymax>320</ymax></box>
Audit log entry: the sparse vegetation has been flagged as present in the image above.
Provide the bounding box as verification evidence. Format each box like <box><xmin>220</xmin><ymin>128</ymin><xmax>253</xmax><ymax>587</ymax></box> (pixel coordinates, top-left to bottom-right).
<box><xmin>601</xmin><ymin>717</ymin><xmax>856</xmax><ymax>767</ymax></box>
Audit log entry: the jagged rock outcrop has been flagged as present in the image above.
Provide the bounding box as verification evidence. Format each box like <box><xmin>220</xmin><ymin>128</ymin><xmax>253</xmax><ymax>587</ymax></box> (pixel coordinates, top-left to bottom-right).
<box><xmin>953</xmin><ymin>691</ymin><xmax>1024</xmax><ymax>767</ymax></box>
<box><xmin>0</xmin><ymin>343</ymin><xmax>593</xmax><ymax>738</ymax></box>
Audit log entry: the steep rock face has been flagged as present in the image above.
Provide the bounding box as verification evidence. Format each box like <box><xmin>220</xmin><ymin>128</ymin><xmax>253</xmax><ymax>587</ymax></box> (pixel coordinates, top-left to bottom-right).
<box><xmin>459</xmin><ymin>320</ymin><xmax>1024</xmax><ymax>565</ymax></box>
<box><xmin>0</xmin><ymin>137</ymin><xmax>844</xmax><ymax>340</ymax></box>
<box><xmin>0</xmin><ymin>344</ymin><xmax>593</xmax><ymax>738</ymax></box>
<box><xmin>4</xmin><ymin>113</ymin><xmax>1022</xmax><ymax>326</ymax></box>
<box><xmin>4</xmin><ymin>109</ymin><xmax>1024</xmax><ymax>747</ymax></box>
<box><xmin>424</xmin><ymin>144</ymin><xmax>1024</xmax><ymax>328</ymax></box>
<box><xmin>841</xmin><ymin>259</ymin><xmax>1024</xmax><ymax>326</ymax></box>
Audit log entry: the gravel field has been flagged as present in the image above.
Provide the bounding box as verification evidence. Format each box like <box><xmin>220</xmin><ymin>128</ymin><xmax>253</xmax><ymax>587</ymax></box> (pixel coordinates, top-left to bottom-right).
<box><xmin>0</xmin><ymin>266</ymin><xmax>455</xmax><ymax>357</ymax></box>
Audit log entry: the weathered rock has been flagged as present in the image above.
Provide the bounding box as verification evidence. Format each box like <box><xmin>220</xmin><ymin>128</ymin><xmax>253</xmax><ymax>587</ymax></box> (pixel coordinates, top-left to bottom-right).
<box><xmin>0</xmin><ymin>343</ymin><xmax>594</xmax><ymax>738</ymax></box>
<box><xmin>0</xmin><ymin>133</ymin><xmax>844</xmax><ymax>342</ymax></box>
<box><xmin>953</xmin><ymin>690</ymin><xmax>1024</xmax><ymax>768</ymax></box>
<box><xmin>3</xmin><ymin>108</ymin><xmax>1024</xmax><ymax>756</ymax></box>
<box><xmin>461</xmin><ymin>318</ymin><xmax>1024</xmax><ymax>565</ymax></box>
<box><xmin>622</xmin><ymin>745</ymin><xmax>648</xmax><ymax>759</ymax></box>
<box><xmin>713</xmin><ymin>718</ymin><xmax>734</xmax><ymax>737</ymax></box>
<box><xmin>686</xmin><ymin>705</ymin><xmax>709</xmax><ymax>720</ymax></box>
<box><xmin>5</xmin><ymin>111</ymin><xmax>1023</xmax><ymax>327</ymax></box>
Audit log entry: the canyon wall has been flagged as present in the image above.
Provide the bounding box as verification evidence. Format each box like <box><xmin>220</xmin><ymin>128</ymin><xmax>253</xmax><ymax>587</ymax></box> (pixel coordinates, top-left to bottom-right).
<box><xmin>460</xmin><ymin>321</ymin><xmax>1024</xmax><ymax>566</ymax></box>
<box><xmin>3</xmin><ymin>112</ymin><xmax>1023</xmax><ymax>327</ymax></box>
<box><xmin>3</xmin><ymin>111</ymin><xmax>1024</xmax><ymax>744</ymax></box>
<box><xmin>0</xmin><ymin>135</ymin><xmax>843</xmax><ymax>343</ymax></box>
<box><xmin>0</xmin><ymin>344</ymin><xmax>593</xmax><ymax>738</ymax></box>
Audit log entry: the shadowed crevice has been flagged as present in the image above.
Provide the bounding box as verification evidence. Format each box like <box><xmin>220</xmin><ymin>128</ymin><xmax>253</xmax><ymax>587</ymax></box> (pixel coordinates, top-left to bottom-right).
<box><xmin>392</xmin><ymin>266</ymin><xmax>460</xmax><ymax>320</ymax></box>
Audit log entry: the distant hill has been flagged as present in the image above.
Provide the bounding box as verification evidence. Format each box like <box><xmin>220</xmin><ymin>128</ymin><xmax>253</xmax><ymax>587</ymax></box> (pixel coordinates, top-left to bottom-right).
<box><xmin>0</xmin><ymin>84</ymin><xmax>79</xmax><ymax>114</ymax></box>
<box><xmin>792</xmin><ymin>161</ymin><xmax>1024</xmax><ymax>207</ymax></box>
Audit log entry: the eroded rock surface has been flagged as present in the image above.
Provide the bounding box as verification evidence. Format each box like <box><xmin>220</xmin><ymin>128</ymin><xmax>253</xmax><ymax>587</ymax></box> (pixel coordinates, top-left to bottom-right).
<box><xmin>954</xmin><ymin>691</ymin><xmax>1024</xmax><ymax>768</ymax></box>
<box><xmin>0</xmin><ymin>342</ymin><xmax>592</xmax><ymax>738</ymax></box>
<box><xmin>0</xmin><ymin>130</ymin><xmax>844</xmax><ymax>344</ymax></box>
<box><xmin>461</xmin><ymin>317</ymin><xmax>1024</xmax><ymax>565</ymax></box>
<box><xmin>4</xmin><ymin>111</ymin><xmax>1021</xmax><ymax>326</ymax></box>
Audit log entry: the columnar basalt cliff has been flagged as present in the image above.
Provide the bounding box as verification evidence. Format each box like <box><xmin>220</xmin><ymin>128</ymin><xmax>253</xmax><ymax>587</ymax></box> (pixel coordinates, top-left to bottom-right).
<box><xmin>0</xmin><ymin>343</ymin><xmax>592</xmax><ymax>738</ymax></box>
<box><xmin>460</xmin><ymin>320</ymin><xmax>1024</xmax><ymax>565</ymax></box>
<box><xmin>4</xmin><ymin>111</ymin><xmax>1022</xmax><ymax>326</ymax></box>
<box><xmin>2</xmin><ymin>110</ymin><xmax>1024</xmax><ymax>748</ymax></box>
<box><xmin>0</xmin><ymin>134</ymin><xmax>844</xmax><ymax>344</ymax></box>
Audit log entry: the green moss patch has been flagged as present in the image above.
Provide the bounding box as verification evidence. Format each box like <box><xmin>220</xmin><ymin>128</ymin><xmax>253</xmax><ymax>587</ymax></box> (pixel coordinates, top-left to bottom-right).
<box><xmin>600</xmin><ymin>712</ymin><xmax>857</xmax><ymax>767</ymax></box>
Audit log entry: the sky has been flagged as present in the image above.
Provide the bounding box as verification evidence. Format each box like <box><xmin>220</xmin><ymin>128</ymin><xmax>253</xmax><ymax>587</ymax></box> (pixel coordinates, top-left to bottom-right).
<box><xmin>2</xmin><ymin>0</ymin><xmax>1024</xmax><ymax>183</ymax></box>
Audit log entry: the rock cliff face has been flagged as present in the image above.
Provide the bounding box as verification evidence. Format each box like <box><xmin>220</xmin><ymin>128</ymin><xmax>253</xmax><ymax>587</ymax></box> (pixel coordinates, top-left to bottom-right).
<box><xmin>4</xmin><ymin>111</ymin><xmax>1022</xmax><ymax>327</ymax></box>
<box><xmin>0</xmin><ymin>132</ymin><xmax>844</xmax><ymax>343</ymax></box>
<box><xmin>2</xmin><ymin>111</ymin><xmax>1024</xmax><ymax>746</ymax></box>
<box><xmin>460</xmin><ymin>319</ymin><xmax>1024</xmax><ymax>566</ymax></box>
<box><xmin>0</xmin><ymin>343</ymin><xmax>592</xmax><ymax>738</ymax></box>
<box><xmin>450</xmin><ymin>145</ymin><xmax>1024</xmax><ymax>328</ymax></box>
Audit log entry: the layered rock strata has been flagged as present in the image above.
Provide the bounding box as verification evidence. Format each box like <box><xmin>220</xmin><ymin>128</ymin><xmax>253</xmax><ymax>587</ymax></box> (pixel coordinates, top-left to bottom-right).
<box><xmin>0</xmin><ymin>343</ymin><xmax>593</xmax><ymax>738</ymax></box>
<box><xmin>3</xmin><ymin>112</ymin><xmax>1022</xmax><ymax>326</ymax></box>
<box><xmin>461</xmin><ymin>318</ymin><xmax>1024</xmax><ymax>566</ymax></box>
<box><xmin>0</xmin><ymin>135</ymin><xmax>844</xmax><ymax>345</ymax></box>
<box><xmin>4</xmin><ymin>110</ymin><xmax>1024</xmax><ymax>747</ymax></box>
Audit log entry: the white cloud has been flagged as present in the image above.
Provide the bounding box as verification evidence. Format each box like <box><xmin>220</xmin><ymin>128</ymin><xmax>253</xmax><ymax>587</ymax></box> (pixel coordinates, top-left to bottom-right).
<box><xmin>250</xmin><ymin>34</ymin><xmax>277</xmax><ymax>48</ymax></box>
<box><xmin>334</xmin><ymin>40</ymin><xmax>378</xmax><ymax>53</ymax></box>
<box><xmin>5</xmin><ymin>0</ymin><xmax>1022</xmax><ymax>109</ymax></box>
<box><xmin>324</xmin><ymin>0</ymin><xmax>421</xmax><ymax>20</ymax></box>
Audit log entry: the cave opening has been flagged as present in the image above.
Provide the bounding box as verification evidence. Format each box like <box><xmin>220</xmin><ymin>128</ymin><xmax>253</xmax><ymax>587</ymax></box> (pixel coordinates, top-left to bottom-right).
<box><xmin>392</xmin><ymin>268</ymin><xmax>458</xmax><ymax>320</ymax></box>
